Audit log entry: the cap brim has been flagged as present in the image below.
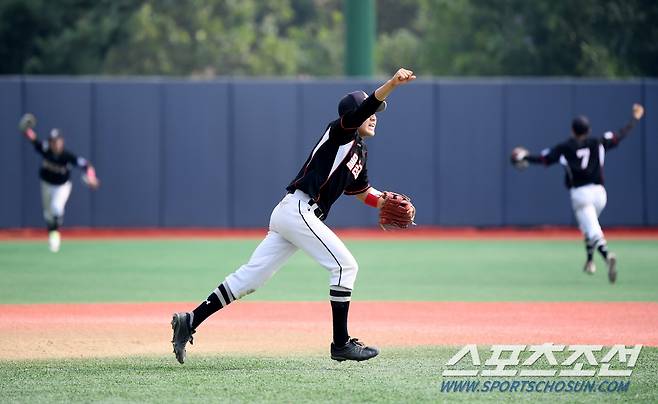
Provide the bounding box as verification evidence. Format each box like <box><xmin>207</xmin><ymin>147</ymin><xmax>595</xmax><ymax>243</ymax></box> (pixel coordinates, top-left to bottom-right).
<box><xmin>376</xmin><ymin>101</ymin><xmax>387</xmax><ymax>113</ymax></box>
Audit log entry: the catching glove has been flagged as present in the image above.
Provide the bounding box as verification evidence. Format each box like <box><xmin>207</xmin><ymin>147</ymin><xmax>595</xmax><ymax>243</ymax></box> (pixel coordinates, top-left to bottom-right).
<box><xmin>19</xmin><ymin>113</ymin><xmax>36</xmax><ymax>132</ymax></box>
<box><xmin>510</xmin><ymin>147</ymin><xmax>529</xmax><ymax>170</ymax></box>
<box><xmin>379</xmin><ymin>191</ymin><xmax>416</xmax><ymax>230</ymax></box>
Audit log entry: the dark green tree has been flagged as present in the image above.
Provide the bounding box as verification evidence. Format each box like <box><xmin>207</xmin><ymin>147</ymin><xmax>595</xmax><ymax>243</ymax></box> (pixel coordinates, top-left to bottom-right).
<box><xmin>0</xmin><ymin>0</ymin><xmax>138</xmax><ymax>74</ymax></box>
<box><xmin>1</xmin><ymin>0</ymin><xmax>655</xmax><ymax>77</ymax></box>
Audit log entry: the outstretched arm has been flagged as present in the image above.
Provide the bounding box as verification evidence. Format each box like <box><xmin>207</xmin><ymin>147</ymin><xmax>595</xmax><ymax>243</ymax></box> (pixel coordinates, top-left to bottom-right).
<box><xmin>526</xmin><ymin>153</ymin><xmax>550</xmax><ymax>165</ymax></box>
<box><xmin>602</xmin><ymin>103</ymin><xmax>644</xmax><ymax>149</ymax></box>
<box><xmin>23</xmin><ymin>128</ymin><xmax>37</xmax><ymax>142</ymax></box>
<box><xmin>70</xmin><ymin>155</ymin><xmax>99</xmax><ymax>189</ymax></box>
<box><xmin>374</xmin><ymin>68</ymin><xmax>416</xmax><ymax>102</ymax></box>
<box><xmin>511</xmin><ymin>145</ymin><xmax>561</xmax><ymax>168</ymax></box>
<box><xmin>82</xmin><ymin>164</ymin><xmax>100</xmax><ymax>189</ymax></box>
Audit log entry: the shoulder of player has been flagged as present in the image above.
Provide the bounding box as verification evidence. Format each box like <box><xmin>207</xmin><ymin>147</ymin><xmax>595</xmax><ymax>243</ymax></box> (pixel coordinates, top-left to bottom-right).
<box><xmin>552</xmin><ymin>139</ymin><xmax>572</xmax><ymax>152</ymax></box>
<box><xmin>36</xmin><ymin>139</ymin><xmax>49</xmax><ymax>150</ymax></box>
<box><xmin>328</xmin><ymin>119</ymin><xmax>357</xmax><ymax>142</ymax></box>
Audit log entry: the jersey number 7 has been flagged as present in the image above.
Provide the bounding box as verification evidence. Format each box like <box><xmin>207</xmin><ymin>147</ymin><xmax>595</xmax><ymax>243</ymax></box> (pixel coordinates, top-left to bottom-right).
<box><xmin>576</xmin><ymin>148</ymin><xmax>590</xmax><ymax>169</ymax></box>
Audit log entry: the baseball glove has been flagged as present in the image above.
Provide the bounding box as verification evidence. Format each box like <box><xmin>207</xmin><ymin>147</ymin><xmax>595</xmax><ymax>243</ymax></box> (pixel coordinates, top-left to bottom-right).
<box><xmin>19</xmin><ymin>113</ymin><xmax>36</xmax><ymax>132</ymax></box>
<box><xmin>510</xmin><ymin>146</ymin><xmax>529</xmax><ymax>170</ymax></box>
<box><xmin>379</xmin><ymin>191</ymin><xmax>416</xmax><ymax>230</ymax></box>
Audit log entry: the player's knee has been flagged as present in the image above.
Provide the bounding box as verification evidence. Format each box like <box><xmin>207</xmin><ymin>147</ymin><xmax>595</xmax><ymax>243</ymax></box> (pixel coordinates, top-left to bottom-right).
<box><xmin>345</xmin><ymin>258</ymin><xmax>358</xmax><ymax>275</ymax></box>
<box><xmin>52</xmin><ymin>206</ymin><xmax>65</xmax><ymax>218</ymax></box>
<box><xmin>587</xmin><ymin>228</ymin><xmax>604</xmax><ymax>240</ymax></box>
<box><xmin>224</xmin><ymin>273</ymin><xmax>257</xmax><ymax>300</ymax></box>
<box><xmin>587</xmin><ymin>234</ymin><xmax>606</xmax><ymax>248</ymax></box>
<box><xmin>43</xmin><ymin>211</ymin><xmax>53</xmax><ymax>222</ymax></box>
<box><xmin>338</xmin><ymin>255</ymin><xmax>358</xmax><ymax>274</ymax></box>
<box><xmin>225</xmin><ymin>262</ymin><xmax>278</xmax><ymax>299</ymax></box>
<box><xmin>331</xmin><ymin>257</ymin><xmax>358</xmax><ymax>288</ymax></box>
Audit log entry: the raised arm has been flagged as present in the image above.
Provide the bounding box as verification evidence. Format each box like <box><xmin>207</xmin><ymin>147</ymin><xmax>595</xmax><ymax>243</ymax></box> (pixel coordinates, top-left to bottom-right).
<box><xmin>18</xmin><ymin>113</ymin><xmax>50</xmax><ymax>157</ymax></box>
<box><xmin>339</xmin><ymin>68</ymin><xmax>416</xmax><ymax>131</ymax></box>
<box><xmin>602</xmin><ymin>103</ymin><xmax>644</xmax><ymax>149</ymax></box>
<box><xmin>374</xmin><ymin>68</ymin><xmax>416</xmax><ymax>102</ymax></box>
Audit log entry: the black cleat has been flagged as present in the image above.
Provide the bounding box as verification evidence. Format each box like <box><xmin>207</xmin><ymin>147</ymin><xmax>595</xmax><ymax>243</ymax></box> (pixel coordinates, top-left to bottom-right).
<box><xmin>171</xmin><ymin>312</ymin><xmax>195</xmax><ymax>364</ymax></box>
<box><xmin>331</xmin><ymin>338</ymin><xmax>379</xmax><ymax>362</ymax></box>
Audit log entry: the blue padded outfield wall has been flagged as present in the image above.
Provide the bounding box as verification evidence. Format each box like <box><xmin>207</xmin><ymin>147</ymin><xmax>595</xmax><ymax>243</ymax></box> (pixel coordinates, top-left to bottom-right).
<box><xmin>0</xmin><ymin>77</ymin><xmax>655</xmax><ymax>228</ymax></box>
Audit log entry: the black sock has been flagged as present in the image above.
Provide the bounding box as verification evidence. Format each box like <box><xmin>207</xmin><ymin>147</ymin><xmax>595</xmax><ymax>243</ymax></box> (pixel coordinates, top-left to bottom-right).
<box><xmin>330</xmin><ymin>287</ymin><xmax>352</xmax><ymax>347</ymax></box>
<box><xmin>47</xmin><ymin>219</ymin><xmax>59</xmax><ymax>232</ymax></box>
<box><xmin>585</xmin><ymin>240</ymin><xmax>594</xmax><ymax>262</ymax></box>
<box><xmin>331</xmin><ymin>301</ymin><xmax>350</xmax><ymax>347</ymax></box>
<box><xmin>191</xmin><ymin>281</ymin><xmax>235</xmax><ymax>329</ymax></box>
<box><xmin>597</xmin><ymin>243</ymin><xmax>609</xmax><ymax>260</ymax></box>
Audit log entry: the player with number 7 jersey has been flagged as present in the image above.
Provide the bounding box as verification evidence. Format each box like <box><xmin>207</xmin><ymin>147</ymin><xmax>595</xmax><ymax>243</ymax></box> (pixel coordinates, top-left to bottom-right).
<box><xmin>510</xmin><ymin>104</ymin><xmax>645</xmax><ymax>284</ymax></box>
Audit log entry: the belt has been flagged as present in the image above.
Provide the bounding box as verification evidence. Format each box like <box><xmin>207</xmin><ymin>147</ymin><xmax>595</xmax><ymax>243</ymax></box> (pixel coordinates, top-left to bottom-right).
<box><xmin>291</xmin><ymin>189</ymin><xmax>325</xmax><ymax>220</ymax></box>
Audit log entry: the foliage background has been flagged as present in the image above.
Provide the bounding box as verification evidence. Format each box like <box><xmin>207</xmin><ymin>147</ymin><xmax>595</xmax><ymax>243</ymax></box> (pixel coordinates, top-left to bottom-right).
<box><xmin>1</xmin><ymin>0</ymin><xmax>656</xmax><ymax>77</ymax></box>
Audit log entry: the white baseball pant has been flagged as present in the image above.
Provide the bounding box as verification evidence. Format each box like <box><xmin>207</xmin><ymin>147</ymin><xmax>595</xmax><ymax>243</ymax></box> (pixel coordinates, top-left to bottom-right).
<box><xmin>225</xmin><ymin>190</ymin><xmax>358</xmax><ymax>299</ymax></box>
<box><xmin>40</xmin><ymin>180</ymin><xmax>72</xmax><ymax>223</ymax></box>
<box><xmin>570</xmin><ymin>184</ymin><xmax>607</xmax><ymax>245</ymax></box>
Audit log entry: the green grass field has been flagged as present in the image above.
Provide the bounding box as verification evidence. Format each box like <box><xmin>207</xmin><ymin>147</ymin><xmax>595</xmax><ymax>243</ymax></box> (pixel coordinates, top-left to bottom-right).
<box><xmin>1</xmin><ymin>347</ymin><xmax>656</xmax><ymax>403</ymax></box>
<box><xmin>1</xmin><ymin>239</ymin><xmax>657</xmax><ymax>303</ymax></box>
<box><xmin>1</xmin><ymin>238</ymin><xmax>656</xmax><ymax>403</ymax></box>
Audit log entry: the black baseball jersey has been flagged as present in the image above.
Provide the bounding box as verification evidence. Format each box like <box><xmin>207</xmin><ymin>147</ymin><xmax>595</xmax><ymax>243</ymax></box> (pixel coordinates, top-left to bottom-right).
<box><xmin>286</xmin><ymin>92</ymin><xmax>383</xmax><ymax>218</ymax></box>
<box><xmin>33</xmin><ymin>140</ymin><xmax>88</xmax><ymax>185</ymax></box>
<box><xmin>530</xmin><ymin>130</ymin><xmax>625</xmax><ymax>189</ymax></box>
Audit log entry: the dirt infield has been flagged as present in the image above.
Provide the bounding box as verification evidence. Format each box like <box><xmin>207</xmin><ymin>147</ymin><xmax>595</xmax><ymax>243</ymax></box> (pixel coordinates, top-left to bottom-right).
<box><xmin>1</xmin><ymin>301</ymin><xmax>656</xmax><ymax>360</ymax></box>
<box><xmin>2</xmin><ymin>227</ymin><xmax>658</xmax><ymax>240</ymax></box>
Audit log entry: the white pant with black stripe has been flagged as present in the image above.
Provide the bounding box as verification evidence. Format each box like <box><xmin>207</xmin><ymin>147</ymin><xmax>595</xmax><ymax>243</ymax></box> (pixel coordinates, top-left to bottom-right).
<box><xmin>570</xmin><ymin>184</ymin><xmax>607</xmax><ymax>244</ymax></box>
<box><xmin>225</xmin><ymin>190</ymin><xmax>358</xmax><ymax>299</ymax></box>
<box><xmin>41</xmin><ymin>180</ymin><xmax>72</xmax><ymax>223</ymax></box>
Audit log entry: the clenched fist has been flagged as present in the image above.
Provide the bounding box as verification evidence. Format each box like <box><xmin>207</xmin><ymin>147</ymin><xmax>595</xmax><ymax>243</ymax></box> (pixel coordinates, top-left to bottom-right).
<box><xmin>390</xmin><ymin>68</ymin><xmax>416</xmax><ymax>86</ymax></box>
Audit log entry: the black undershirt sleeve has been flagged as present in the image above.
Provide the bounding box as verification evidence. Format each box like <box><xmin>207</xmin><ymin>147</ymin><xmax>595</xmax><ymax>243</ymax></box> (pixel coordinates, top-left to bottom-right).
<box><xmin>617</xmin><ymin>117</ymin><xmax>639</xmax><ymax>141</ymax></box>
<box><xmin>526</xmin><ymin>155</ymin><xmax>545</xmax><ymax>164</ymax></box>
<box><xmin>68</xmin><ymin>152</ymin><xmax>88</xmax><ymax>169</ymax></box>
<box><xmin>601</xmin><ymin>117</ymin><xmax>638</xmax><ymax>150</ymax></box>
<box><xmin>337</xmin><ymin>92</ymin><xmax>384</xmax><ymax>131</ymax></box>
<box><xmin>32</xmin><ymin>139</ymin><xmax>46</xmax><ymax>157</ymax></box>
<box><xmin>526</xmin><ymin>144</ymin><xmax>562</xmax><ymax>166</ymax></box>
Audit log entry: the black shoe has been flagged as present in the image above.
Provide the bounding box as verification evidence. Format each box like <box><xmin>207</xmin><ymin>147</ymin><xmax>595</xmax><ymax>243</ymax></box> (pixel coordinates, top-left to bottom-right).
<box><xmin>330</xmin><ymin>338</ymin><xmax>379</xmax><ymax>362</ymax></box>
<box><xmin>171</xmin><ymin>312</ymin><xmax>195</xmax><ymax>364</ymax></box>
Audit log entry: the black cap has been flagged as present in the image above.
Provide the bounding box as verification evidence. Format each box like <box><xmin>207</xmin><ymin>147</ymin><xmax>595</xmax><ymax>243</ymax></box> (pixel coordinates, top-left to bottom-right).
<box><xmin>571</xmin><ymin>116</ymin><xmax>590</xmax><ymax>136</ymax></box>
<box><xmin>338</xmin><ymin>90</ymin><xmax>387</xmax><ymax>116</ymax></box>
<box><xmin>49</xmin><ymin>128</ymin><xmax>63</xmax><ymax>139</ymax></box>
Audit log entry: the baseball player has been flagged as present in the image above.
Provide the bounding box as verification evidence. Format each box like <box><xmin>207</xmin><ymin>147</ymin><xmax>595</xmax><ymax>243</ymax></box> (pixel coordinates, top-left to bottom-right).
<box><xmin>172</xmin><ymin>68</ymin><xmax>417</xmax><ymax>364</ymax></box>
<box><xmin>19</xmin><ymin>114</ymin><xmax>100</xmax><ymax>252</ymax></box>
<box><xmin>511</xmin><ymin>103</ymin><xmax>645</xmax><ymax>283</ymax></box>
